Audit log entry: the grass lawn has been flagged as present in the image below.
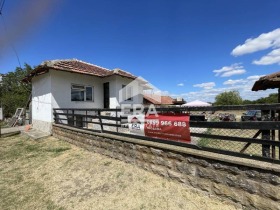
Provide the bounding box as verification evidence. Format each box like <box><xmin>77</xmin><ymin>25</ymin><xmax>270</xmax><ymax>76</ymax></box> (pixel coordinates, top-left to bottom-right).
<box><xmin>0</xmin><ymin>135</ymin><xmax>239</xmax><ymax>210</ymax></box>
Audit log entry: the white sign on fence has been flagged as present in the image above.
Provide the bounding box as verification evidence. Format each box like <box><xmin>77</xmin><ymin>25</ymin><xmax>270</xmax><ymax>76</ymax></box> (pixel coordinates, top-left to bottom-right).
<box><xmin>0</xmin><ymin>108</ymin><xmax>3</xmax><ymax>120</ymax></box>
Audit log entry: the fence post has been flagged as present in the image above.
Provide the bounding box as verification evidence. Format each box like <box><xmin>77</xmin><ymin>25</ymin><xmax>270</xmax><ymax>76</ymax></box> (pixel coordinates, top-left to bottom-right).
<box><xmin>72</xmin><ymin>110</ymin><xmax>75</xmax><ymax>126</ymax></box>
<box><xmin>98</xmin><ymin>110</ymin><xmax>104</xmax><ymax>133</ymax></box>
<box><xmin>271</xmin><ymin>110</ymin><xmax>276</xmax><ymax>159</ymax></box>
<box><xmin>116</xmin><ymin>109</ymin><xmax>119</xmax><ymax>133</ymax></box>
<box><xmin>85</xmin><ymin>110</ymin><xmax>88</xmax><ymax>129</ymax></box>
<box><xmin>261</xmin><ymin>110</ymin><xmax>271</xmax><ymax>158</ymax></box>
<box><xmin>53</xmin><ymin>109</ymin><xmax>57</xmax><ymax>124</ymax></box>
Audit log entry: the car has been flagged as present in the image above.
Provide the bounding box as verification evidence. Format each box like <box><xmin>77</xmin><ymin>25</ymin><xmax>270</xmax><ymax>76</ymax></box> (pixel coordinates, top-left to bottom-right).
<box><xmin>241</xmin><ymin>110</ymin><xmax>261</xmax><ymax>121</ymax></box>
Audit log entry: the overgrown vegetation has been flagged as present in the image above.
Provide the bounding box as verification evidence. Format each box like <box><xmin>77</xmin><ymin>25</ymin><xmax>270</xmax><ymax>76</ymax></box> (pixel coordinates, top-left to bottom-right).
<box><xmin>213</xmin><ymin>91</ymin><xmax>278</xmax><ymax>105</ymax></box>
<box><xmin>214</xmin><ymin>90</ymin><xmax>243</xmax><ymax>105</ymax></box>
<box><xmin>243</xmin><ymin>93</ymin><xmax>278</xmax><ymax>104</ymax></box>
<box><xmin>0</xmin><ymin>64</ymin><xmax>33</xmax><ymax>118</ymax></box>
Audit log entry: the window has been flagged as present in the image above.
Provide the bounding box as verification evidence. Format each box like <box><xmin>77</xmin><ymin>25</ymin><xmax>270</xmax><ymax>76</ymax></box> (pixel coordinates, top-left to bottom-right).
<box><xmin>122</xmin><ymin>84</ymin><xmax>133</xmax><ymax>101</ymax></box>
<box><xmin>71</xmin><ymin>84</ymin><xmax>94</xmax><ymax>101</ymax></box>
<box><xmin>86</xmin><ymin>86</ymin><xmax>93</xmax><ymax>101</ymax></box>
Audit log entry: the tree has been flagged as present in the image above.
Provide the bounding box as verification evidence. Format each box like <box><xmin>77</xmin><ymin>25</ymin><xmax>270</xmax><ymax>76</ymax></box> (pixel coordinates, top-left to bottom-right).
<box><xmin>0</xmin><ymin>64</ymin><xmax>33</xmax><ymax>117</ymax></box>
<box><xmin>243</xmin><ymin>93</ymin><xmax>278</xmax><ymax>105</ymax></box>
<box><xmin>255</xmin><ymin>93</ymin><xmax>278</xmax><ymax>104</ymax></box>
<box><xmin>214</xmin><ymin>90</ymin><xmax>243</xmax><ymax>105</ymax></box>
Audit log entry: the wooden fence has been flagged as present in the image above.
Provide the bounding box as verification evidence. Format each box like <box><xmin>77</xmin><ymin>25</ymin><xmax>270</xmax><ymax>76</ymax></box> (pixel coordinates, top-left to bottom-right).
<box><xmin>53</xmin><ymin>104</ymin><xmax>280</xmax><ymax>164</ymax></box>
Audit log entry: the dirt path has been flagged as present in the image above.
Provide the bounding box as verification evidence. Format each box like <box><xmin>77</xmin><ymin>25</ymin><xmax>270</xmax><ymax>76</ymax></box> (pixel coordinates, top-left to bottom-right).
<box><xmin>0</xmin><ymin>135</ymin><xmax>240</xmax><ymax>210</ymax></box>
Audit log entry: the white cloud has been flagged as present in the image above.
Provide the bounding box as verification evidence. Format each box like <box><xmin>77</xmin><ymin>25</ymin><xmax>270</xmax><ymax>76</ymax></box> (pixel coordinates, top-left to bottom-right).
<box><xmin>231</xmin><ymin>28</ymin><xmax>280</xmax><ymax>66</ymax></box>
<box><xmin>231</xmin><ymin>28</ymin><xmax>280</xmax><ymax>56</ymax></box>
<box><xmin>223</xmin><ymin>79</ymin><xmax>246</xmax><ymax>85</ymax></box>
<box><xmin>193</xmin><ymin>82</ymin><xmax>215</xmax><ymax>89</ymax></box>
<box><xmin>180</xmin><ymin>86</ymin><xmax>277</xmax><ymax>103</ymax></box>
<box><xmin>213</xmin><ymin>63</ymin><xmax>246</xmax><ymax>77</ymax></box>
<box><xmin>252</xmin><ymin>48</ymin><xmax>280</xmax><ymax>65</ymax></box>
<box><xmin>177</xmin><ymin>74</ymin><xmax>276</xmax><ymax>102</ymax></box>
<box><xmin>177</xmin><ymin>83</ymin><xmax>184</xmax><ymax>87</ymax></box>
<box><xmin>247</xmin><ymin>75</ymin><xmax>264</xmax><ymax>81</ymax></box>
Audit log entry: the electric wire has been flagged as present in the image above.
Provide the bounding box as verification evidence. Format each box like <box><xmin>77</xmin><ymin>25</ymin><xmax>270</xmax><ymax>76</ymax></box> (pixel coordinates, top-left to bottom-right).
<box><xmin>0</xmin><ymin>0</ymin><xmax>5</xmax><ymax>14</ymax></box>
<box><xmin>0</xmin><ymin>0</ymin><xmax>22</xmax><ymax>69</ymax></box>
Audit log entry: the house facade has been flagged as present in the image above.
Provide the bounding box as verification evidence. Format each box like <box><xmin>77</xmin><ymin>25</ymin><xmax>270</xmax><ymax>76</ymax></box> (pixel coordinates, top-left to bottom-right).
<box><xmin>24</xmin><ymin>59</ymin><xmax>147</xmax><ymax>133</ymax></box>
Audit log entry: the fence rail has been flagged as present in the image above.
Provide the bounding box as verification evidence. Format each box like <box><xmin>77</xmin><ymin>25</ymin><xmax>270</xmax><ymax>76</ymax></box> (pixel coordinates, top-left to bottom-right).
<box><xmin>53</xmin><ymin>104</ymin><xmax>280</xmax><ymax>164</ymax></box>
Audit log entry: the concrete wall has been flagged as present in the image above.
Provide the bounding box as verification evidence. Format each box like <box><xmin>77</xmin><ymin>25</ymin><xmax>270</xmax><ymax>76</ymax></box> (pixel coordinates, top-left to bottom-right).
<box><xmin>32</xmin><ymin>73</ymin><xmax>52</xmax><ymax>133</ymax></box>
<box><xmin>53</xmin><ymin>124</ymin><xmax>280</xmax><ymax>210</ymax></box>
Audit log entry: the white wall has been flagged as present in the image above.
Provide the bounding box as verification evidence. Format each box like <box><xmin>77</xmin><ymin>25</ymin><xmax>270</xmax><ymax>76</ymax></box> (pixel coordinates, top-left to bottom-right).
<box><xmin>116</xmin><ymin>76</ymin><xmax>144</xmax><ymax>106</ymax></box>
<box><xmin>101</xmin><ymin>75</ymin><xmax>141</xmax><ymax>108</ymax></box>
<box><xmin>31</xmin><ymin>72</ymin><xmax>52</xmax><ymax>133</ymax></box>
<box><xmin>32</xmin><ymin>73</ymin><xmax>52</xmax><ymax>122</ymax></box>
<box><xmin>50</xmin><ymin>70</ymin><xmax>104</xmax><ymax>111</ymax></box>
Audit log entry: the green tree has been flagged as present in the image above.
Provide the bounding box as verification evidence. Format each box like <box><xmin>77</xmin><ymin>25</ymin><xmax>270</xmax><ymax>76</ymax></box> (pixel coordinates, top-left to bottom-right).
<box><xmin>214</xmin><ymin>90</ymin><xmax>243</xmax><ymax>105</ymax></box>
<box><xmin>0</xmin><ymin>64</ymin><xmax>33</xmax><ymax>117</ymax></box>
<box><xmin>243</xmin><ymin>99</ymin><xmax>255</xmax><ymax>105</ymax></box>
<box><xmin>255</xmin><ymin>93</ymin><xmax>278</xmax><ymax>104</ymax></box>
<box><xmin>242</xmin><ymin>93</ymin><xmax>278</xmax><ymax>105</ymax></box>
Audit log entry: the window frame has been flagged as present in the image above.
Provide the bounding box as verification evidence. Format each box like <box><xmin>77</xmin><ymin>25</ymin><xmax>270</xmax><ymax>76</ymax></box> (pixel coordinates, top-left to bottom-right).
<box><xmin>122</xmin><ymin>84</ymin><xmax>133</xmax><ymax>101</ymax></box>
<box><xmin>71</xmin><ymin>84</ymin><xmax>94</xmax><ymax>102</ymax></box>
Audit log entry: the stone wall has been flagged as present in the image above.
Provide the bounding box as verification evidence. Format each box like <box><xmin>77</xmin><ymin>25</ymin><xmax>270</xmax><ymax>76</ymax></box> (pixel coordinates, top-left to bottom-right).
<box><xmin>53</xmin><ymin>124</ymin><xmax>280</xmax><ymax>210</ymax></box>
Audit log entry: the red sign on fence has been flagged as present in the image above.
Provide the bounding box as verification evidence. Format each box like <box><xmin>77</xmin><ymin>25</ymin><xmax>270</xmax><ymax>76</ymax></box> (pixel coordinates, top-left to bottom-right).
<box><xmin>145</xmin><ymin>114</ymin><xmax>190</xmax><ymax>142</ymax></box>
<box><xmin>128</xmin><ymin>114</ymin><xmax>191</xmax><ymax>142</ymax></box>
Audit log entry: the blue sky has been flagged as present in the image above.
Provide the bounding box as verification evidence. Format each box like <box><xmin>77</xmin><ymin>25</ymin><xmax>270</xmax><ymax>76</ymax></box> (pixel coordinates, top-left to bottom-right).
<box><xmin>1</xmin><ymin>0</ymin><xmax>280</xmax><ymax>102</ymax></box>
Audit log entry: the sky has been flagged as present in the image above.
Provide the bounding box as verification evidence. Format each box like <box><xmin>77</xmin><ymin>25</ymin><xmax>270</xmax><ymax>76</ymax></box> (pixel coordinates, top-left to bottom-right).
<box><xmin>1</xmin><ymin>0</ymin><xmax>280</xmax><ymax>102</ymax></box>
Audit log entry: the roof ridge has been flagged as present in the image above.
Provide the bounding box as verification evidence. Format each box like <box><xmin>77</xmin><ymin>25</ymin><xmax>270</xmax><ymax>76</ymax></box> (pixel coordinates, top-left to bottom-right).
<box><xmin>113</xmin><ymin>68</ymin><xmax>131</xmax><ymax>74</ymax></box>
<box><xmin>41</xmin><ymin>59</ymin><xmax>111</xmax><ymax>71</ymax></box>
<box><xmin>73</xmin><ymin>59</ymin><xmax>111</xmax><ymax>71</ymax></box>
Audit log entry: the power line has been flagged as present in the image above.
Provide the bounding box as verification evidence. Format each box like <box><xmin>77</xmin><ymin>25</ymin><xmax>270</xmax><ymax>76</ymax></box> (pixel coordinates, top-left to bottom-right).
<box><xmin>0</xmin><ymin>0</ymin><xmax>22</xmax><ymax>69</ymax></box>
<box><xmin>0</xmin><ymin>0</ymin><xmax>5</xmax><ymax>14</ymax></box>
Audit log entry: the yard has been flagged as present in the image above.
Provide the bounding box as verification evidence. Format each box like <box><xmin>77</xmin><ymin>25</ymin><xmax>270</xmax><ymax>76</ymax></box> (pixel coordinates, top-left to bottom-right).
<box><xmin>0</xmin><ymin>134</ymin><xmax>239</xmax><ymax>210</ymax></box>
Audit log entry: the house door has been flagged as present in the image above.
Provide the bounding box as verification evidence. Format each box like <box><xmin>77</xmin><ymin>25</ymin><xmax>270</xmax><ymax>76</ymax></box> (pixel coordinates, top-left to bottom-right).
<box><xmin>103</xmin><ymin>82</ymin><xmax>110</xmax><ymax>108</ymax></box>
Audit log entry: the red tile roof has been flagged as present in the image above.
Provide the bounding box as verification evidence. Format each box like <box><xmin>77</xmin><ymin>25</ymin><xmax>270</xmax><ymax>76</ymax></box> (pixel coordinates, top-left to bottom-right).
<box><xmin>23</xmin><ymin>59</ymin><xmax>137</xmax><ymax>82</ymax></box>
<box><xmin>144</xmin><ymin>95</ymin><xmax>175</xmax><ymax>105</ymax></box>
<box><xmin>47</xmin><ymin>59</ymin><xmax>110</xmax><ymax>77</ymax></box>
<box><xmin>106</xmin><ymin>68</ymin><xmax>137</xmax><ymax>79</ymax></box>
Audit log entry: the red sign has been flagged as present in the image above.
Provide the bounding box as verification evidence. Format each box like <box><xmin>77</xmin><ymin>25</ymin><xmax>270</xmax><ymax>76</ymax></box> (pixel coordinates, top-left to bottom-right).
<box><xmin>144</xmin><ymin>114</ymin><xmax>190</xmax><ymax>142</ymax></box>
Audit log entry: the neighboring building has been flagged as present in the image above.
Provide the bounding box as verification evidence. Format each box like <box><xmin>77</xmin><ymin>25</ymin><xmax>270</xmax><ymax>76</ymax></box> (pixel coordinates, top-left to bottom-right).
<box><xmin>143</xmin><ymin>94</ymin><xmax>186</xmax><ymax>107</ymax></box>
<box><xmin>23</xmin><ymin>59</ymin><xmax>148</xmax><ymax>133</ymax></box>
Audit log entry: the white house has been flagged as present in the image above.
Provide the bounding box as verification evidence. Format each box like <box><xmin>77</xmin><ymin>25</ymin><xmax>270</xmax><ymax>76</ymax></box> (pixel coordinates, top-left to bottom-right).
<box><xmin>23</xmin><ymin>59</ymin><xmax>148</xmax><ymax>133</ymax></box>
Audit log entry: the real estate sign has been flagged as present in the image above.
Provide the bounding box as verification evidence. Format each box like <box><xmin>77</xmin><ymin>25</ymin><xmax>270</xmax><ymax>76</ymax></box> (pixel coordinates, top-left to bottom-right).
<box><xmin>128</xmin><ymin>114</ymin><xmax>191</xmax><ymax>142</ymax></box>
<box><xmin>0</xmin><ymin>108</ymin><xmax>3</xmax><ymax>120</ymax></box>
